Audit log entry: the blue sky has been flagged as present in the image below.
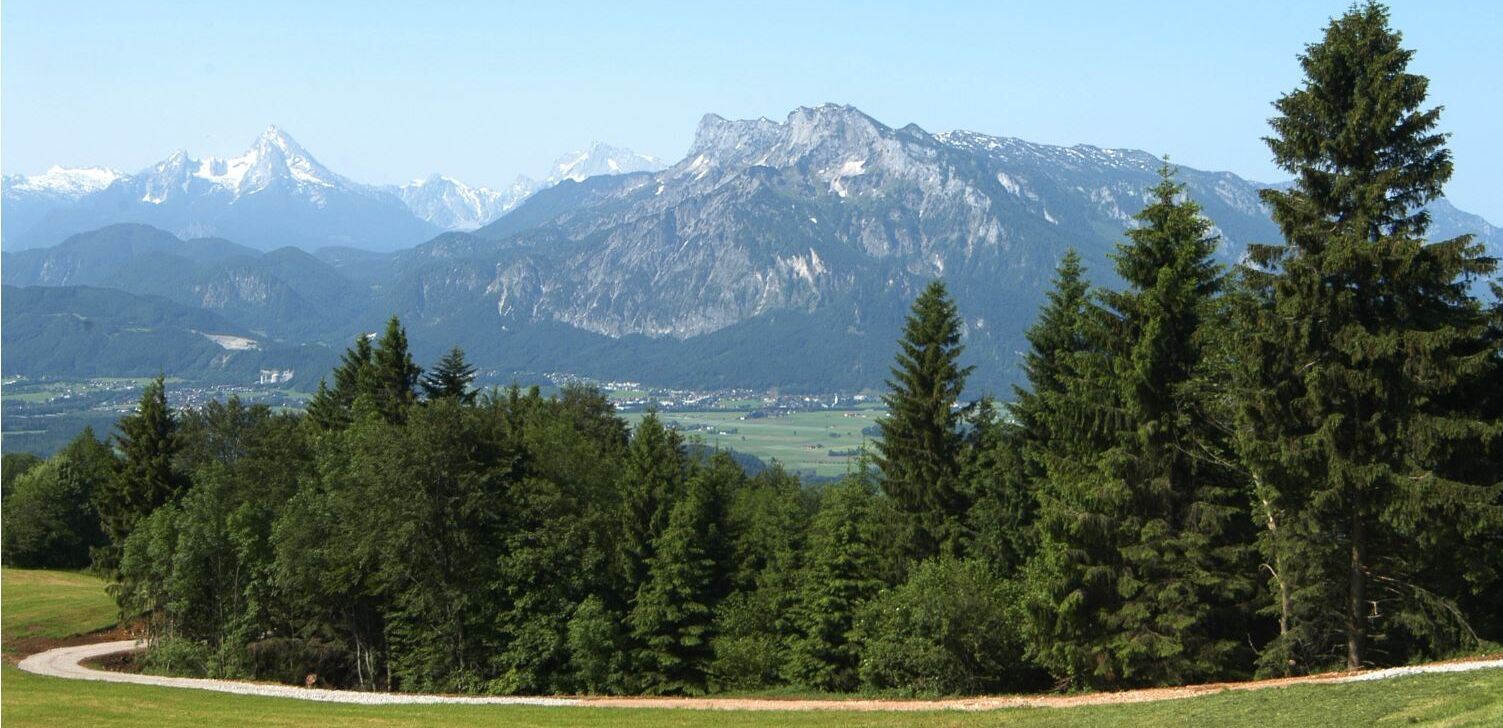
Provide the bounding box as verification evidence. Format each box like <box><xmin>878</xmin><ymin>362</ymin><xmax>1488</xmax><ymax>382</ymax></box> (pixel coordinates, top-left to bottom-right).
<box><xmin>4</xmin><ymin>0</ymin><xmax>1500</xmax><ymax>221</ymax></box>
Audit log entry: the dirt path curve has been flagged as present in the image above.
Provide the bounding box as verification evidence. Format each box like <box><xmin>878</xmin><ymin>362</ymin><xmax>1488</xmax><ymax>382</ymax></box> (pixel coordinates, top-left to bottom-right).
<box><xmin>18</xmin><ymin>640</ymin><xmax>1503</xmax><ymax>711</ymax></box>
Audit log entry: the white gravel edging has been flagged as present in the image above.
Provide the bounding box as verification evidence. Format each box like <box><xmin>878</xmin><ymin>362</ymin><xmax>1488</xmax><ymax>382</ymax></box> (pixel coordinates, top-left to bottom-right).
<box><xmin>1335</xmin><ymin>658</ymin><xmax>1503</xmax><ymax>683</ymax></box>
<box><xmin>17</xmin><ymin>640</ymin><xmax>582</xmax><ymax>706</ymax></box>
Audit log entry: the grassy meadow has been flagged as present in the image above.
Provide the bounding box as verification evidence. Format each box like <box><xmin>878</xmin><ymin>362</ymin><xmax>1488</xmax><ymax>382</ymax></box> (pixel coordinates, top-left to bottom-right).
<box><xmin>625</xmin><ymin>409</ymin><xmax>881</xmax><ymax>478</ymax></box>
<box><xmin>1</xmin><ymin>569</ymin><xmax>118</xmax><ymax>655</ymax></box>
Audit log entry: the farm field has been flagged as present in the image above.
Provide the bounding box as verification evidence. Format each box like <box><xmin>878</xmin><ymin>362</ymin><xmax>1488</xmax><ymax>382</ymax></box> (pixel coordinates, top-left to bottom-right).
<box><xmin>5</xmin><ymin>569</ymin><xmax>1502</xmax><ymax>727</ymax></box>
<box><xmin>623</xmin><ymin>408</ymin><xmax>883</xmax><ymax>478</ymax></box>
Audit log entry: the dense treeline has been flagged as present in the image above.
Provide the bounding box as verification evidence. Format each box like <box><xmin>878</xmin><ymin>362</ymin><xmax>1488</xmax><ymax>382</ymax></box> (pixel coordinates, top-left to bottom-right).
<box><xmin>3</xmin><ymin>2</ymin><xmax>1501</xmax><ymax>696</ymax></box>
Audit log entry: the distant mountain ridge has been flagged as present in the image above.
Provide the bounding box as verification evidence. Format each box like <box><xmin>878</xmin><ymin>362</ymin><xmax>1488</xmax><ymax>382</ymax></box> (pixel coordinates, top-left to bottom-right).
<box><xmin>1</xmin><ymin>284</ymin><xmax>339</xmax><ymax>384</ymax></box>
<box><xmin>2</xmin><ymin>127</ymin><xmax>437</xmax><ymax>251</ymax></box>
<box><xmin>4</xmin><ymin>104</ymin><xmax>1498</xmax><ymax>394</ymax></box>
<box><xmin>436</xmin><ymin>104</ymin><xmax>1502</xmax><ymax>390</ymax></box>
<box><xmin>2</xmin><ymin>129</ymin><xmax>663</xmax><ymax>249</ymax></box>
<box><xmin>1</xmin><ymin>223</ymin><xmax>365</xmax><ymax>342</ymax></box>
<box><xmin>389</xmin><ymin>143</ymin><xmax>665</xmax><ymax>231</ymax></box>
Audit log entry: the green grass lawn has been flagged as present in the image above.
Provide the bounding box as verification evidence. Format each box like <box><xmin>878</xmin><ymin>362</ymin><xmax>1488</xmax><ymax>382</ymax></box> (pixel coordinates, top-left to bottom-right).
<box><xmin>627</xmin><ymin>409</ymin><xmax>881</xmax><ymax>477</ymax></box>
<box><xmin>1</xmin><ymin>569</ymin><xmax>118</xmax><ymax>654</ymax></box>
<box><xmin>4</xmin><ymin>661</ymin><xmax>1500</xmax><ymax>727</ymax></box>
<box><xmin>3</xmin><ymin>568</ymin><xmax>1501</xmax><ymax>727</ymax></box>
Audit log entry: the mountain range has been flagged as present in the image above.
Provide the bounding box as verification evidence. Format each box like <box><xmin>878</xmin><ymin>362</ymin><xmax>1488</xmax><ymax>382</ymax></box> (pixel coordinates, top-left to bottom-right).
<box><xmin>391</xmin><ymin>142</ymin><xmax>665</xmax><ymax>231</ymax></box>
<box><xmin>4</xmin><ymin>104</ymin><xmax>1498</xmax><ymax>393</ymax></box>
<box><xmin>1</xmin><ymin>129</ymin><xmax>664</xmax><ymax>251</ymax></box>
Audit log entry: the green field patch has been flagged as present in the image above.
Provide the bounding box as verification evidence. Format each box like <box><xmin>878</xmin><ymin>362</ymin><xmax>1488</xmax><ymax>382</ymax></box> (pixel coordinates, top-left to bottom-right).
<box><xmin>626</xmin><ymin>410</ymin><xmax>882</xmax><ymax>478</ymax></box>
<box><xmin>2</xmin><ymin>391</ymin><xmax>61</xmax><ymax>403</ymax></box>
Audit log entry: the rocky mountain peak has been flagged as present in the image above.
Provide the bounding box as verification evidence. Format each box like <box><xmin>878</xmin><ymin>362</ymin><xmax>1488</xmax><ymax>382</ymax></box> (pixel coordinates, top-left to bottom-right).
<box><xmin>394</xmin><ymin>175</ymin><xmax>517</xmax><ymax>231</ymax></box>
<box><xmin>547</xmin><ymin>143</ymin><xmax>663</xmax><ymax>184</ymax></box>
<box><xmin>676</xmin><ymin>104</ymin><xmax>935</xmax><ymax>196</ymax></box>
<box><xmin>129</xmin><ymin>126</ymin><xmax>350</xmax><ymax>206</ymax></box>
<box><xmin>234</xmin><ymin>126</ymin><xmax>343</xmax><ymax>193</ymax></box>
<box><xmin>686</xmin><ymin>113</ymin><xmax>782</xmax><ymax>165</ymax></box>
<box><xmin>784</xmin><ymin>103</ymin><xmax>887</xmax><ymax>143</ymax></box>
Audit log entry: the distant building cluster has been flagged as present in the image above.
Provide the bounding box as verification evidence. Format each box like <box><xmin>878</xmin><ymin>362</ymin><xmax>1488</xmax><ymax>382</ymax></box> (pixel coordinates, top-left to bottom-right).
<box><xmin>258</xmin><ymin>369</ymin><xmax>295</xmax><ymax>385</ymax></box>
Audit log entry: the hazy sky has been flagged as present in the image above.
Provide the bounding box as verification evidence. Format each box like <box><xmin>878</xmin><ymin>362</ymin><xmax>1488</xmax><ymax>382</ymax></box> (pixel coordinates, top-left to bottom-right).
<box><xmin>4</xmin><ymin>0</ymin><xmax>1499</xmax><ymax>221</ymax></box>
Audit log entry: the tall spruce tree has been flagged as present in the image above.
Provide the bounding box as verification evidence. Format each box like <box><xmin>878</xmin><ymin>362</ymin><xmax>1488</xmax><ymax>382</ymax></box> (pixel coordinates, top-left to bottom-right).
<box><xmin>875</xmin><ymin>280</ymin><xmax>974</xmax><ymax>559</ymax></box>
<box><xmin>1026</xmin><ymin>168</ymin><xmax>1253</xmax><ymax>688</ymax></box>
<box><xmin>626</xmin><ymin>462</ymin><xmax>729</xmax><ymax>695</ymax></box>
<box><xmin>618</xmin><ymin>413</ymin><xmax>689</xmax><ymax>599</ymax></box>
<box><xmin>421</xmin><ymin>346</ymin><xmax>478</xmax><ymax>404</ymax></box>
<box><xmin>1012</xmin><ymin>249</ymin><xmax>1090</xmax><ymax>443</ymax></box>
<box><xmin>307</xmin><ymin>334</ymin><xmax>375</xmax><ymax>430</ymax></box>
<box><xmin>785</xmin><ymin>478</ymin><xmax>886</xmax><ymax>692</ymax></box>
<box><xmin>93</xmin><ymin>376</ymin><xmax>186</xmax><ymax>575</ymax></box>
<box><xmin>992</xmin><ymin>250</ymin><xmax>1093</xmax><ymax>577</ymax></box>
<box><xmin>1097</xmin><ymin>167</ymin><xmax>1252</xmax><ymax>684</ymax></box>
<box><xmin>1241</xmin><ymin>1</ymin><xmax>1503</xmax><ymax>670</ymax></box>
<box><xmin>371</xmin><ymin>316</ymin><xmax>423</xmax><ymax>423</ymax></box>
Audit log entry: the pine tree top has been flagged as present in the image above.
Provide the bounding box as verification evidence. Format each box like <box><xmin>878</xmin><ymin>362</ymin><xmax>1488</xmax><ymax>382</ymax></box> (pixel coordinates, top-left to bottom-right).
<box><xmin>1263</xmin><ymin>0</ymin><xmax>1449</xmax><ymax>242</ymax></box>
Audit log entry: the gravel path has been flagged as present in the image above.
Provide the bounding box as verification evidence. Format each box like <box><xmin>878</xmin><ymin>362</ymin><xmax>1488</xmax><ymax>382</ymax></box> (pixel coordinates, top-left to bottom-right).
<box><xmin>18</xmin><ymin>640</ymin><xmax>1503</xmax><ymax>711</ymax></box>
<box><xmin>17</xmin><ymin>641</ymin><xmax>580</xmax><ymax>706</ymax></box>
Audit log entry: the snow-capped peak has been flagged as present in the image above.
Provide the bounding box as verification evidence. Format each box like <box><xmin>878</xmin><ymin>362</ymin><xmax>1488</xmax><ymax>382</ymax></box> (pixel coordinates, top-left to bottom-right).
<box><xmin>196</xmin><ymin>126</ymin><xmax>345</xmax><ymax>194</ymax></box>
<box><xmin>3</xmin><ymin>166</ymin><xmax>123</xmax><ymax>197</ymax></box>
<box><xmin>396</xmin><ymin>144</ymin><xmax>664</xmax><ymax>230</ymax></box>
<box><xmin>394</xmin><ymin>174</ymin><xmax>524</xmax><ymax>231</ymax></box>
<box><xmin>548</xmin><ymin>143</ymin><xmax>664</xmax><ymax>184</ymax></box>
<box><xmin>125</xmin><ymin>126</ymin><xmax>358</xmax><ymax>206</ymax></box>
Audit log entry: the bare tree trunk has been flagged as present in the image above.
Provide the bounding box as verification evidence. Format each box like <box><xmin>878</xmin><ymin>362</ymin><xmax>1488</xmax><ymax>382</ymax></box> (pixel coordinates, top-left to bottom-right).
<box><xmin>1255</xmin><ymin>479</ymin><xmax>1294</xmax><ymax>673</ymax></box>
<box><xmin>1347</xmin><ymin>513</ymin><xmax>1366</xmax><ymax>669</ymax></box>
<box><xmin>354</xmin><ymin>636</ymin><xmax>365</xmax><ymax>690</ymax></box>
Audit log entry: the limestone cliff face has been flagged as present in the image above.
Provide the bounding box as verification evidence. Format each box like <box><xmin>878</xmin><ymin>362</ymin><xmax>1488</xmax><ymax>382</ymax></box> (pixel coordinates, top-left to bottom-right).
<box><xmin>448</xmin><ymin>105</ymin><xmax>1279</xmax><ymax>355</ymax></box>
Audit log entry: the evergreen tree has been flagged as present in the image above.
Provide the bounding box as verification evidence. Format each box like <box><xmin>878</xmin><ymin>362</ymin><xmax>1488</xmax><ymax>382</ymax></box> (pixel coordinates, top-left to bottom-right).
<box><xmin>626</xmin><ymin>463</ymin><xmax>728</xmax><ymax>694</ymax></box>
<box><xmin>983</xmin><ymin>251</ymin><xmax>1094</xmax><ymax>579</ymax></box>
<box><xmin>785</xmin><ymin>478</ymin><xmax>885</xmax><ymax>692</ymax></box>
<box><xmin>1241</xmin><ymin>1</ymin><xmax>1502</xmax><ymax>670</ymax></box>
<box><xmin>305</xmin><ymin>380</ymin><xmax>342</xmax><ymax>431</ymax></box>
<box><xmin>710</xmin><ymin>465</ymin><xmax>810</xmax><ymax>689</ymax></box>
<box><xmin>421</xmin><ymin>346</ymin><xmax>478</xmax><ymax>404</ymax></box>
<box><xmin>961</xmin><ymin>398</ymin><xmax>1035</xmax><ymax>576</ymax></box>
<box><xmin>307</xmin><ymin>334</ymin><xmax>375</xmax><ymax>430</ymax></box>
<box><xmin>875</xmin><ymin>280</ymin><xmax>974</xmax><ymax>559</ymax></box>
<box><xmin>617</xmin><ymin>412</ymin><xmax>689</xmax><ymax>598</ymax></box>
<box><xmin>1012</xmin><ymin>249</ymin><xmax>1090</xmax><ymax>442</ymax></box>
<box><xmin>1026</xmin><ymin>167</ymin><xmax>1254</xmax><ymax>688</ymax></box>
<box><xmin>94</xmin><ymin>376</ymin><xmax>186</xmax><ymax>574</ymax></box>
<box><xmin>1096</xmin><ymin>167</ymin><xmax>1252</xmax><ymax>684</ymax></box>
<box><xmin>371</xmin><ymin>316</ymin><xmax>423</xmax><ymax>423</ymax></box>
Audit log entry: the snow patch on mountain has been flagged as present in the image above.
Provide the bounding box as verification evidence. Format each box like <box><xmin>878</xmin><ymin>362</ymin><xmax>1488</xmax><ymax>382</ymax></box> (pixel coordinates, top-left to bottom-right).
<box><xmin>395</xmin><ymin>175</ymin><xmax>528</xmax><ymax>230</ymax></box>
<box><xmin>548</xmin><ymin>142</ymin><xmax>664</xmax><ymax>184</ymax></box>
<box><xmin>4</xmin><ymin>166</ymin><xmax>123</xmax><ymax>198</ymax></box>
<box><xmin>397</xmin><ymin>143</ymin><xmax>665</xmax><ymax>230</ymax></box>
